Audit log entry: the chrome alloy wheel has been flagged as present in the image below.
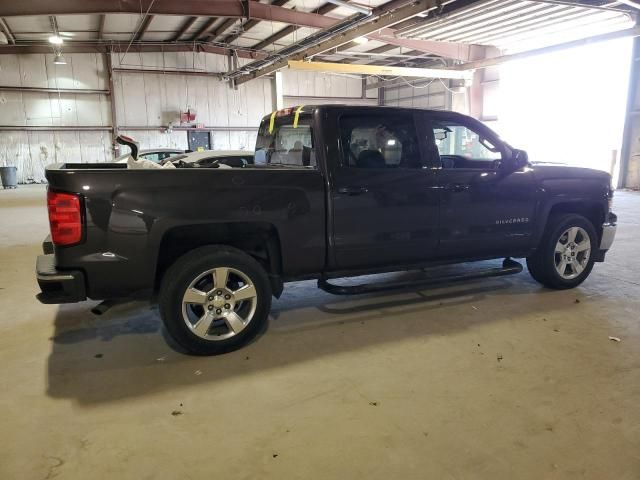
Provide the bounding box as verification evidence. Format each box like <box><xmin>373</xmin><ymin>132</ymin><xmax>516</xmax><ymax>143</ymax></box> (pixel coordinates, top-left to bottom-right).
<box><xmin>554</xmin><ymin>226</ymin><xmax>591</xmax><ymax>280</ymax></box>
<box><xmin>181</xmin><ymin>267</ymin><xmax>258</xmax><ymax>341</ymax></box>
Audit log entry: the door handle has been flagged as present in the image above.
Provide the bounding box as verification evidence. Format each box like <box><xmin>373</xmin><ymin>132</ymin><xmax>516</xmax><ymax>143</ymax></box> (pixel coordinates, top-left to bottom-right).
<box><xmin>338</xmin><ymin>186</ymin><xmax>369</xmax><ymax>196</ymax></box>
<box><xmin>445</xmin><ymin>183</ymin><xmax>470</xmax><ymax>192</ymax></box>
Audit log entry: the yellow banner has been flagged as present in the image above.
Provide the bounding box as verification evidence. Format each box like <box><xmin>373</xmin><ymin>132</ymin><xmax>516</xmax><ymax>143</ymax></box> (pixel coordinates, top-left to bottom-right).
<box><xmin>293</xmin><ymin>105</ymin><xmax>305</xmax><ymax>129</ymax></box>
<box><xmin>268</xmin><ymin>111</ymin><xmax>277</xmax><ymax>134</ymax></box>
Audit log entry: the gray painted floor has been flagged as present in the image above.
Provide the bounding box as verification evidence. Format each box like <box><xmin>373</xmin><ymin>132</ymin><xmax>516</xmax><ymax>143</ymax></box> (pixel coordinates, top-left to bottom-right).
<box><xmin>1</xmin><ymin>185</ymin><xmax>638</xmax><ymax>479</ymax></box>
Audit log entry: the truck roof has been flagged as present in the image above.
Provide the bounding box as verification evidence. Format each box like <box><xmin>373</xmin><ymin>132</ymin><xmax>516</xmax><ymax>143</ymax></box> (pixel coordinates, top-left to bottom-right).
<box><xmin>259</xmin><ymin>105</ymin><xmax>470</xmax><ymax>123</ymax></box>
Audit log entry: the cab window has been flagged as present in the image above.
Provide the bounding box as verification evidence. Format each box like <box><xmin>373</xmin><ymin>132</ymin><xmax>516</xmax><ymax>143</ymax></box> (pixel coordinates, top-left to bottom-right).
<box><xmin>431</xmin><ymin>121</ymin><xmax>502</xmax><ymax>169</ymax></box>
<box><xmin>255</xmin><ymin>115</ymin><xmax>315</xmax><ymax>167</ymax></box>
<box><xmin>340</xmin><ymin>114</ymin><xmax>421</xmax><ymax>169</ymax></box>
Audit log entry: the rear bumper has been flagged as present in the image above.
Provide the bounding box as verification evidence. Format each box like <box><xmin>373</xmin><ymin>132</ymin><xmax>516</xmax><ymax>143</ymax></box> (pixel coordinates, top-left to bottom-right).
<box><xmin>36</xmin><ymin>254</ymin><xmax>86</xmax><ymax>304</ymax></box>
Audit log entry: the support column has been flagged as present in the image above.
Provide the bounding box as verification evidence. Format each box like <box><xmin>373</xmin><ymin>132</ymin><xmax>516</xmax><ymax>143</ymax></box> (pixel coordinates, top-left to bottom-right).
<box><xmin>105</xmin><ymin>52</ymin><xmax>119</xmax><ymax>158</ymax></box>
<box><xmin>620</xmin><ymin>33</ymin><xmax>640</xmax><ymax>189</ymax></box>
<box><xmin>273</xmin><ymin>71</ymin><xmax>284</xmax><ymax>110</ymax></box>
<box><xmin>465</xmin><ymin>46</ymin><xmax>501</xmax><ymax>120</ymax></box>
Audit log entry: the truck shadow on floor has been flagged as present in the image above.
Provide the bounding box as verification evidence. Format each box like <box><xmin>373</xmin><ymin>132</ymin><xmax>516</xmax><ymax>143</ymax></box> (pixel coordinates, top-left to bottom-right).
<box><xmin>46</xmin><ymin>261</ymin><xmax>583</xmax><ymax>406</ymax></box>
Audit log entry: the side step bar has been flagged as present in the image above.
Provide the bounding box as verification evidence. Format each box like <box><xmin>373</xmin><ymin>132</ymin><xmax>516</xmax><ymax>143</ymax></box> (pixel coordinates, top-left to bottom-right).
<box><xmin>317</xmin><ymin>258</ymin><xmax>523</xmax><ymax>295</ymax></box>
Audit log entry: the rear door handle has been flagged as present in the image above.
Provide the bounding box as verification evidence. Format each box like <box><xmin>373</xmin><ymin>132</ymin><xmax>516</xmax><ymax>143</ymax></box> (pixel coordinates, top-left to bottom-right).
<box><xmin>445</xmin><ymin>183</ymin><xmax>470</xmax><ymax>192</ymax></box>
<box><xmin>338</xmin><ymin>186</ymin><xmax>369</xmax><ymax>196</ymax></box>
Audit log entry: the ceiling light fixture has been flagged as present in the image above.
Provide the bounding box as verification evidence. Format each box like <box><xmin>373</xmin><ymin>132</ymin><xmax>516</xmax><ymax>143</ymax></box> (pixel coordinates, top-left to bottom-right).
<box><xmin>325</xmin><ymin>0</ymin><xmax>372</xmax><ymax>16</ymax></box>
<box><xmin>53</xmin><ymin>51</ymin><xmax>67</xmax><ymax>65</ymax></box>
<box><xmin>353</xmin><ymin>36</ymin><xmax>369</xmax><ymax>45</ymax></box>
<box><xmin>48</xmin><ymin>35</ymin><xmax>63</xmax><ymax>45</ymax></box>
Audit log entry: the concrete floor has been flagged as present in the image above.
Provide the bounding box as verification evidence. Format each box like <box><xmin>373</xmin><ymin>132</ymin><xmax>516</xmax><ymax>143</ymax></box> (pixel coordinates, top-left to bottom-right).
<box><xmin>1</xmin><ymin>184</ymin><xmax>639</xmax><ymax>480</ymax></box>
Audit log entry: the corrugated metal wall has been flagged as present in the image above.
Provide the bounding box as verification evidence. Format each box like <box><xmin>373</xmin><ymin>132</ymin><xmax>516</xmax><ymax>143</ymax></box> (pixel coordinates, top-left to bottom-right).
<box><xmin>383</xmin><ymin>79</ymin><xmax>451</xmax><ymax>110</ymax></box>
<box><xmin>0</xmin><ymin>53</ymin><xmax>112</xmax><ymax>182</ymax></box>
<box><xmin>0</xmin><ymin>52</ymin><xmax>373</xmax><ymax>183</ymax></box>
<box><xmin>282</xmin><ymin>70</ymin><xmax>377</xmax><ymax>106</ymax></box>
<box><xmin>112</xmin><ymin>52</ymin><xmax>273</xmax><ymax>153</ymax></box>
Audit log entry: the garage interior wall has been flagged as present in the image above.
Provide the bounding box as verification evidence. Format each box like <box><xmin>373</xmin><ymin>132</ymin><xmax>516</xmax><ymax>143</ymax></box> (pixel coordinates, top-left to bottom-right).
<box><xmin>0</xmin><ymin>52</ymin><xmax>376</xmax><ymax>183</ymax></box>
<box><xmin>383</xmin><ymin>79</ymin><xmax>452</xmax><ymax>110</ymax></box>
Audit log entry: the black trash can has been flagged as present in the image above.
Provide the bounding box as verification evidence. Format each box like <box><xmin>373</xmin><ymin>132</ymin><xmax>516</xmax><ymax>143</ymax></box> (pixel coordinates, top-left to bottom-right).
<box><xmin>0</xmin><ymin>166</ymin><xmax>18</xmax><ymax>189</ymax></box>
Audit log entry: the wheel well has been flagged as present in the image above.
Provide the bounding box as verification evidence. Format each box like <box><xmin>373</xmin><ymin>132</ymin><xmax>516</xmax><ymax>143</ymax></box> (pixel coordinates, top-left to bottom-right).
<box><xmin>154</xmin><ymin>222</ymin><xmax>282</xmax><ymax>295</ymax></box>
<box><xmin>548</xmin><ymin>201</ymin><xmax>604</xmax><ymax>237</ymax></box>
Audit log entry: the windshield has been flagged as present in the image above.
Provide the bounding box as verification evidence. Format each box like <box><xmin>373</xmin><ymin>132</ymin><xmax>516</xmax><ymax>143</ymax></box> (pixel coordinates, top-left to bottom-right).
<box><xmin>255</xmin><ymin>111</ymin><xmax>315</xmax><ymax>167</ymax></box>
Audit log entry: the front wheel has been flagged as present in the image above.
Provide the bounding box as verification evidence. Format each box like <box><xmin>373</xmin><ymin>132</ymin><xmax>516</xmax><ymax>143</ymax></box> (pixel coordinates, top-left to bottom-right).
<box><xmin>527</xmin><ymin>214</ymin><xmax>597</xmax><ymax>290</ymax></box>
<box><xmin>159</xmin><ymin>246</ymin><xmax>272</xmax><ymax>355</ymax></box>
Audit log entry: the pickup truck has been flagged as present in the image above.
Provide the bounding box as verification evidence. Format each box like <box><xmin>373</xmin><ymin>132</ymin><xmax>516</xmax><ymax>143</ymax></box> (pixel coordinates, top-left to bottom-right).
<box><xmin>37</xmin><ymin>105</ymin><xmax>617</xmax><ymax>355</ymax></box>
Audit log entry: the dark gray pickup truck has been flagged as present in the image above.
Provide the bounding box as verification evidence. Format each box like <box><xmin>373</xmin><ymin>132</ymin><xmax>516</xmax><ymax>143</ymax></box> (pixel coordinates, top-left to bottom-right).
<box><xmin>37</xmin><ymin>105</ymin><xmax>617</xmax><ymax>354</ymax></box>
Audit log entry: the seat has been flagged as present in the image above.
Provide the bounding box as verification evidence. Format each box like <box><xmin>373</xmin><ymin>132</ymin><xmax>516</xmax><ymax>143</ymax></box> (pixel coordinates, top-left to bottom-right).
<box><xmin>356</xmin><ymin>150</ymin><xmax>386</xmax><ymax>169</ymax></box>
<box><xmin>286</xmin><ymin>141</ymin><xmax>304</xmax><ymax>166</ymax></box>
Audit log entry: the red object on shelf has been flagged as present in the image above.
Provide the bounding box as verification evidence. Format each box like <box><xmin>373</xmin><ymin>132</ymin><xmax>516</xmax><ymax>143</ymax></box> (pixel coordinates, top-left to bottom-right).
<box><xmin>180</xmin><ymin>109</ymin><xmax>197</xmax><ymax>124</ymax></box>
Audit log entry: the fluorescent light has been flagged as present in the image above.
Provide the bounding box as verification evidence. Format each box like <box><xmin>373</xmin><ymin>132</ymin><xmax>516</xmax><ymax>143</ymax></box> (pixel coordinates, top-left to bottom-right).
<box><xmin>325</xmin><ymin>0</ymin><xmax>372</xmax><ymax>15</ymax></box>
<box><xmin>53</xmin><ymin>52</ymin><xmax>66</xmax><ymax>65</ymax></box>
<box><xmin>353</xmin><ymin>36</ymin><xmax>369</xmax><ymax>45</ymax></box>
<box><xmin>48</xmin><ymin>35</ymin><xmax>63</xmax><ymax>45</ymax></box>
<box><xmin>387</xmin><ymin>139</ymin><xmax>396</xmax><ymax>146</ymax></box>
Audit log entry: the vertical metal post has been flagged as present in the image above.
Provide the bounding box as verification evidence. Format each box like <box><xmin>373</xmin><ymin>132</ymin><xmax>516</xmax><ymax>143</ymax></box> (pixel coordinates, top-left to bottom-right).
<box><xmin>105</xmin><ymin>51</ymin><xmax>119</xmax><ymax>159</ymax></box>
<box><xmin>274</xmin><ymin>71</ymin><xmax>284</xmax><ymax>110</ymax></box>
<box><xmin>620</xmin><ymin>29</ymin><xmax>640</xmax><ymax>188</ymax></box>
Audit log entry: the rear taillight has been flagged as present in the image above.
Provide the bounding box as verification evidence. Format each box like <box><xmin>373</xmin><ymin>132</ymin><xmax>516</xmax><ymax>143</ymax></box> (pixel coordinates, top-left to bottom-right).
<box><xmin>47</xmin><ymin>190</ymin><xmax>83</xmax><ymax>246</ymax></box>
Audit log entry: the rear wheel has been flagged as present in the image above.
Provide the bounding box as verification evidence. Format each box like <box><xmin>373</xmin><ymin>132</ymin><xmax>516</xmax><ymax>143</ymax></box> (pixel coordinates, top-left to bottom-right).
<box><xmin>159</xmin><ymin>246</ymin><xmax>271</xmax><ymax>355</ymax></box>
<box><xmin>527</xmin><ymin>214</ymin><xmax>597</xmax><ymax>289</ymax></box>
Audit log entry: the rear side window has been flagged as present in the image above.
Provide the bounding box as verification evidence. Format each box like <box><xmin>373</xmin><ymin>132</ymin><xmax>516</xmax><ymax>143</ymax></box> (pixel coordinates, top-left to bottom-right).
<box><xmin>339</xmin><ymin>114</ymin><xmax>421</xmax><ymax>169</ymax></box>
<box><xmin>255</xmin><ymin>113</ymin><xmax>316</xmax><ymax>167</ymax></box>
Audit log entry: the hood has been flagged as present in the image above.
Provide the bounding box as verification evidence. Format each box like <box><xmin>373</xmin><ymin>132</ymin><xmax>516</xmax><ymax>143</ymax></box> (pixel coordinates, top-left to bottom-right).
<box><xmin>532</xmin><ymin>163</ymin><xmax>611</xmax><ymax>182</ymax></box>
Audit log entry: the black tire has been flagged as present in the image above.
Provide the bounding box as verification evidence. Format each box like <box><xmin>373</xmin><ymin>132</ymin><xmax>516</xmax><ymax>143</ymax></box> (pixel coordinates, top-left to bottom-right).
<box><xmin>159</xmin><ymin>245</ymin><xmax>272</xmax><ymax>355</ymax></box>
<box><xmin>526</xmin><ymin>213</ymin><xmax>598</xmax><ymax>290</ymax></box>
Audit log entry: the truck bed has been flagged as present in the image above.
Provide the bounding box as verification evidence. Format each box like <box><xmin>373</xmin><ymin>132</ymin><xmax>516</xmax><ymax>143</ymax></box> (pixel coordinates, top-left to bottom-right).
<box><xmin>45</xmin><ymin>162</ymin><xmax>326</xmax><ymax>299</ymax></box>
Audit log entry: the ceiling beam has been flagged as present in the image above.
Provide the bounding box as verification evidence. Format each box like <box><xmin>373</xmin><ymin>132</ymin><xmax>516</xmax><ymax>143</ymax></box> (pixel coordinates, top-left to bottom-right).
<box><xmin>251</xmin><ymin>2</ymin><xmax>339</xmax><ymax>51</ymax></box>
<box><xmin>202</xmin><ymin>17</ymin><xmax>237</xmax><ymax>42</ymax></box>
<box><xmin>222</xmin><ymin>0</ymin><xmax>290</xmax><ymax>45</ymax></box>
<box><xmin>319</xmin><ymin>43</ymin><xmax>396</xmax><ymax>63</ymax></box>
<box><xmin>170</xmin><ymin>16</ymin><xmax>197</xmax><ymax>41</ymax></box>
<box><xmin>0</xmin><ymin>17</ymin><xmax>15</xmax><ymax>44</ymax></box>
<box><xmin>288</xmin><ymin>59</ymin><xmax>472</xmax><ymax>79</ymax></box>
<box><xmin>234</xmin><ymin>0</ymin><xmax>443</xmax><ymax>85</ymax></box>
<box><xmin>452</xmin><ymin>24</ymin><xmax>640</xmax><ymax>70</ymax></box>
<box><xmin>0</xmin><ymin>41</ymin><xmax>269</xmax><ymax>59</ymax></box>
<box><xmin>0</xmin><ymin>1</ymin><xmax>337</xmax><ymax>30</ymax></box>
<box><xmin>133</xmin><ymin>14</ymin><xmax>154</xmax><ymax>41</ymax></box>
<box><xmin>366</xmin><ymin>33</ymin><xmax>477</xmax><ymax>61</ymax></box>
<box><xmin>188</xmin><ymin>17</ymin><xmax>217</xmax><ymax>41</ymax></box>
<box><xmin>97</xmin><ymin>14</ymin><xmax>105</xmax><ymax>40</ymax></box>
<box><xmin>525</xmin><ymin>0</ymin><xmax>636</xmax><ymax>13</ymax></box>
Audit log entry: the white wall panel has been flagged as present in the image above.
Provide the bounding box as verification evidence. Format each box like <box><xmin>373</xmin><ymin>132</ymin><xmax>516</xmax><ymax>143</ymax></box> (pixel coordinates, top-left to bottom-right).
<box><xmin>142</xmin><ymin>73</ymin><xmax>164</xmax><ymax>125</ymax></box>
<box><xmin>0</xmin><ymin>92</ymin><xmax>26</xmax><ymax>124</ymax></box>
<box><xmin>0</xmin><ymin>54</ymin><xmax>21</xmax><ymax>86</ymax></box>
<box><xmin>18</xmin><ymin>55</ymin><xmax>49</xmax><ymax>89</ymax></box>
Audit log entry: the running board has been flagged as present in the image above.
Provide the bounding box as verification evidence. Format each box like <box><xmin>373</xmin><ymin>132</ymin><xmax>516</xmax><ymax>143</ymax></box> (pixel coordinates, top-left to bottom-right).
<box><xmin>317</xmin><ymin>258</ymin><xmax>523</xmax><ymax>295</ymax></box>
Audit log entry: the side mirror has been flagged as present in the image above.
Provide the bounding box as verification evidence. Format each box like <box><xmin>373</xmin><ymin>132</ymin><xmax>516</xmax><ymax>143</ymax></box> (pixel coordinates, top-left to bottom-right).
<box><xmin>511</xmin><ymin>149</ymin><xmax>529</xmax><ymax>170</ymax></box>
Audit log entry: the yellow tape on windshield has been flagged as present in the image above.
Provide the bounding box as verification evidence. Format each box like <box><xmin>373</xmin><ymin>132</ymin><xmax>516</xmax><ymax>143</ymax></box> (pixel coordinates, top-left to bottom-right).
<box><xmin>293</xmin><ymin>105</ymin><xmax>305</xmax><ymax>129</ymax></box>
<box><xmin>268</xmin><ymin>111</ymin><xmax>277</xmax><ymax>134</ymax></box>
